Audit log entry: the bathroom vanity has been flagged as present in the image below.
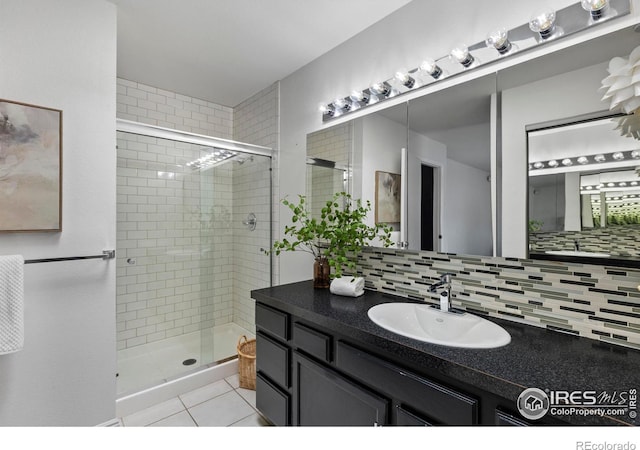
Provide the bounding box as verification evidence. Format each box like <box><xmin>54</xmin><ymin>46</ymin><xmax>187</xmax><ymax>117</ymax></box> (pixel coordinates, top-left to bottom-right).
<box><xmin>252</xmin><ymin>281</ymin><xmax>640</xmax><ymax>426</ymax></box>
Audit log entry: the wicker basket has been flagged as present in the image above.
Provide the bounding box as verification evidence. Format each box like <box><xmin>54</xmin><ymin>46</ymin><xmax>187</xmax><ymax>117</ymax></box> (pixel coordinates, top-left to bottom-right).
<box><xmin>237</xmin><ymin>335</ymin><xmax>256</xmax><ymax>390</ymax></box>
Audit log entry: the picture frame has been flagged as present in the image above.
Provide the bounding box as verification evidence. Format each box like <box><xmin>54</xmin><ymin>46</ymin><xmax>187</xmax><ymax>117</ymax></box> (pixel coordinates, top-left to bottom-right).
<box><xmin>374</xmin><ymin>170</ymin><xmax>401</xmax><ymax>224</ymax></box>
<box><xmin>0</xmin><ymin>99</ymin><xmax>62</xmax><ymax>232</ymax></box>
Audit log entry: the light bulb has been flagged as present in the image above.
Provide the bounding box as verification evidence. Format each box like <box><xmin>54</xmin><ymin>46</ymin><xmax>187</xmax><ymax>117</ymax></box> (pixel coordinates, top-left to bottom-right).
<box><xmin>369</xmin><ymin>82</ymin><xmax>391</xmax><ymax>97</ymax></box>
<box><xmin>320</xmin><ymin>104</ymin><xmax>335</xmax><ymax>117</ymax></box>
<box><xmin>334</xmin><ymin>97</ymin><xmax>351</xmax><ymax>111</ymax></box>
<box><xmin>607</xmin><ymin>182</ymin><xmax>615</xmax><ymax>187</ymax></box>
<box><xmin>631</xmin><ymin>150</ymin><xmax>640</xmax><ymax>159</ymax></box>
<box><xmin>577</xmin><ymin>156</ymin><xmax>589</xmax><ymax>164</ymax></box>
<box><xmin>613</xmin><ymin>152</ymin><xmax>625</xmax><ymax>160</ymax></box>
<box><xmin>562</xmin><ymin>158</ymin><xmax>573</xmax><ymax>166</ymax></box>
<box><xmin>533</xmin><ymin>162</ymin><xmax>544</xmax><ymax>169</ymax></box>
<box><xmin>632</xmin><ymin>181</ymin><xmax>639</xmax><ymax>186</ymax></box>
<box><xmin>581</xmin><ymin>0</ymin><xmax>609</xmax><ymax>20</ymax></box>
<box><xmin>529</xmin><ymin>8</ymin><xmax>556</xmax><ymax>39</ymax></box>
<box><xmin>620</xmin><ymin>182</ymin><xmax>627</xmax><ymax>187</ymax></box>
<box><xmin>548</xmin><ymin>159</ymin><xmax>559</xmax><ymax>167</ymax></box>
<box><xmin>394</xmin><ymin>71</ymin><xmax>415</xmax><ymax>88</ymax></box>
<box><xmin>485</xmin><ymin>28</ymin><xmax>512</xmax><ymax>55</ymax></box>
<box><xmin>387</xmin><ymin>88</ymin><xmax>401</xmax><ymax>98</ymax></box>
<box><xmin>594</xmin><ymin>154</ymin><xmax>606</xmax><ymax>162</ymax></box>
<box><xmin>349</xmin><ymin>90</ymin><xmax>369</xmax><ymax>104</ymax></box>
<box><xmin>419</xmin><ymin>59</ymin><xmax>443</xmax><ymax>79</ymax></box>
<box><xmin>450</xmin><ymin>44</ymin><xmax>475</xmax><ymax>68</ymax></box>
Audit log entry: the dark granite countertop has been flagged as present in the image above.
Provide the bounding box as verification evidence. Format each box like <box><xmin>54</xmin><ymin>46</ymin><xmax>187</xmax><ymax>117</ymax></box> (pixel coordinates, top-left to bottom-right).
<box><xmin>251</xmin><ymin>280</ymin><xmax>640</xmax><ymax>426</ymax></box>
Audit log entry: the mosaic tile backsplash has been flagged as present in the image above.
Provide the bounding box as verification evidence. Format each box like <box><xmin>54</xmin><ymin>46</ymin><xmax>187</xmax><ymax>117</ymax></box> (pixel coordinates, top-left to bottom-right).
<box><xmin>358</xmin><ymin>247</ymin><xmax>640</xmax><ymax>351</ymax></box>
<box><xmin>530</xmin><ymin>224</ymin><xmax>640</xmax><ymax>257</ymax></box>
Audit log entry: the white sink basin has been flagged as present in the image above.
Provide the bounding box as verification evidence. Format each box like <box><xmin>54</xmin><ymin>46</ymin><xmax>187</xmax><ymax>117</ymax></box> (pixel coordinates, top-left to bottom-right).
<box><xmin>545</xmin><ymin>250</ymin><xmax>610</xmax><ymax>258</ymax></box>
<box><xmin>367</xmin><ymin>303</ymin><xmax>511</xmax><ymax>349</ymax></box>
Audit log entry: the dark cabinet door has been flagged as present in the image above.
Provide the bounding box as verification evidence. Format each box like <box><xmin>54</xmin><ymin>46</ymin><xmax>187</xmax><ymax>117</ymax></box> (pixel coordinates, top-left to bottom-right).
<box><xmin>293</xmin><ymin>352</ymin><xmax>389</xmax><ymax>426</ymax></box>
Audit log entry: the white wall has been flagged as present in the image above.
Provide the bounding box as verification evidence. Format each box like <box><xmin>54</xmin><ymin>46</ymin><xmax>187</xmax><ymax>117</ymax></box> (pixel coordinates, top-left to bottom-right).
<box><xmin>407</xmin><ymin>130</ymin><xmax>447</xmax><ymax>251</ymax></box>
<box><xmin>444</xmin><ymin>160</ymin><xmax>492</xmax><ymax>256</ymax></box>
<box><xmin>0</xmin><ymin>0</ymin><xmax>116</xmax><ymax>425</ymax></box>
<box><xmin>565</xmin><ymin>172</ymin><xmax>581</xmax><ymax>231</ymax></box>
<box><xmin>358</xmin><ymin>113</ymin><xmax>406</xmax><ymax>245</ymax></box>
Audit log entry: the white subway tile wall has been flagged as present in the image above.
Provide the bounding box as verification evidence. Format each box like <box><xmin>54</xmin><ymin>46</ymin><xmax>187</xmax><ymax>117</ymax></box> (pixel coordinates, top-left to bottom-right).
<box><xmin>116</xmin><ymin>79</ymin><xmax>276</xmax><ymax>351</ymax></box>
<box><xmin>117</xmin><ymin>79</ymin><xmax>233</xmax><ymax>138</ymax></box>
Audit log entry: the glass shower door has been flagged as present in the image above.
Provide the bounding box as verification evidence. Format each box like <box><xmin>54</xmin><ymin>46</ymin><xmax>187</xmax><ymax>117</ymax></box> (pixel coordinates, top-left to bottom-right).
<box><xmin>115</xmin><ymin>121</ymin><xmax>272</xmax><ymax>397</ymax></box>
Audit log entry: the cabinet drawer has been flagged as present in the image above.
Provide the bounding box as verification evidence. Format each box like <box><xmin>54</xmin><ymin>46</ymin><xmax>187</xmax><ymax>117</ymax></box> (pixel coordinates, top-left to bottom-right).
<box><xmin>335</xmin><ymin>341</ymin><xmax>478</xmax><ymax>425</ymax></box>
<box><xmin>294</xmin><ymin>351</ymin><xmax>389</xmax><ymax>426</ymax></box>
<box><xmin>293</xmin><ymin>322</ymin><xmax>332</xmax><ymax>362</ymax></box>
<box><xmin>256</xmin><ymin>373</ymin><xmax>290</xmax><ymax>426</ymax></box>
<box><xmin>256</xmin><ymin>303</ymin><xmax>289</xmax><ymax>341</ymax></box>
<box><xmin>395</xmin><ymin>405</ymin><xmax>434</xmax><ymax>426</ymax></box>
<box><xmin>256</xmin><ymin>332</ymin><xmax>290</xmax><ymax>388</ymax></box>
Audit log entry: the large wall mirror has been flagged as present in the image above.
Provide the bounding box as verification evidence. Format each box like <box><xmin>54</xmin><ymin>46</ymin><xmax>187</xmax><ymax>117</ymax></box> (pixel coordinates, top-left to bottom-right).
<box><xmin>306</xmin><ymin>74</ymin><xmax>496</xmax><ymax>255</ymax></box>
<box><xmin>306</xmin><ymin>23</ymin><xmax>640</xmax><ymax>269</ymax></box>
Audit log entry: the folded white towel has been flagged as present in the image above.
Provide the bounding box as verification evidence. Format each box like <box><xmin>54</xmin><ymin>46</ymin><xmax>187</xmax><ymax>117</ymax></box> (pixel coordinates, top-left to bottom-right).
<box><xmin>330</xmin><ymin>276</ymin><xmax>365</xmax><ymax>297</ymax></box>
<box><xmin>0</xmin><ymin>255</ymin><xmax>24</xmax><ymax>355</ymax></box>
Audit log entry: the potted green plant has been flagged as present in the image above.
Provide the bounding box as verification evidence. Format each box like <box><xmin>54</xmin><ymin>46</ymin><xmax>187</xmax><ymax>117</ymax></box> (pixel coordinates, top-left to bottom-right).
<box><xmin>269</xmin><ymin>192</ymin><xmax>393</xmax><ymax>288</ymax></box>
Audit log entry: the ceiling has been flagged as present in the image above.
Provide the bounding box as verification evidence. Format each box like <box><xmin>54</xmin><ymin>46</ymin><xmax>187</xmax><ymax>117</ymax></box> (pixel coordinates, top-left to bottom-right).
<box><xmin>107</xmin><ymin>0</ymin><xmax>413</xmax><ymax>107</ymax></box>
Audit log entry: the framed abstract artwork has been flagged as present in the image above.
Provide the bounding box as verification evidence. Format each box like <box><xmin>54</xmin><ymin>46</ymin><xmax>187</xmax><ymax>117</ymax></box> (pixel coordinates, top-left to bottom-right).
<box><xmin>374</xmin><ymin>170</ymin><xmax>401</xmax><ymax>224</ymax></box>
<box><xmin>0</xmin><ymin>99</ymin><xmax>62</xmax><ymax>232</ymax></box>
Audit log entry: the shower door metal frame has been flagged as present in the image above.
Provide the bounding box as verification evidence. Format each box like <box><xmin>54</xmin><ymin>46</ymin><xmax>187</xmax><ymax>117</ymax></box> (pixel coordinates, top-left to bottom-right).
<box><xmin>116</xmin><ymin>119</ymin><xmax>273</xmax><ymax>158</ymax></box>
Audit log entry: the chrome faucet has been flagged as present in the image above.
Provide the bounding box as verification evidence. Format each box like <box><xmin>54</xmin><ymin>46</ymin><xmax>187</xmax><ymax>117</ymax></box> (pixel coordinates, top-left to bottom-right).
<box><xmin>429</xmin><ymin>273</ymin><xmax>453</xmax><ymax>311</ymax></box>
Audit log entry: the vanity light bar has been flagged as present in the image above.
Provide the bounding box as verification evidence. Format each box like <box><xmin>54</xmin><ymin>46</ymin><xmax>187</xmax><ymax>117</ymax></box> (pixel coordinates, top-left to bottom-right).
<box><xmin>529</xmin><ymin>149</ymin><xmax>640</xmax><ymax>171</ymax></box>
<box><xmin>320</xmin><ymin>0</ymin><xmax>630</xmax><ymax>122</ymax></box>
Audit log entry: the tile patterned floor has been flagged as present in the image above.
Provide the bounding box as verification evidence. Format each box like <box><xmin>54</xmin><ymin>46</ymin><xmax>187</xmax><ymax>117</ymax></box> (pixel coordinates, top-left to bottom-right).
<box><xmin>117</xmin><ymin>374</ymin><xmax>271</xmax><ymax>427</ymax></box>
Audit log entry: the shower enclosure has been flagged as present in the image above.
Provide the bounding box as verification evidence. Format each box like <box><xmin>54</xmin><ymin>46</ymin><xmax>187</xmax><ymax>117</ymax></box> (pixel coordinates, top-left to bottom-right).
<box><xmin>115</xmin><ymin>120</ymin><xmax>272</xmax><ymax>396</ymax></box>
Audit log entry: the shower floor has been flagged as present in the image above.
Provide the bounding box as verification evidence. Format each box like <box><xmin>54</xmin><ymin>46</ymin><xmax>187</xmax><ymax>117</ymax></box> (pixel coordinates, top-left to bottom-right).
<box><xmin>117</xmin><ymin>322</ymin><xmax>255</xmax><ymax>396</ymax></box>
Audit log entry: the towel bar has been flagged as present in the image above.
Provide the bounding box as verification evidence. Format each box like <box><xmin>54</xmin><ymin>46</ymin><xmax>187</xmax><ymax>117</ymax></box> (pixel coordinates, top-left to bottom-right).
<box><xmin>24</xmin><ymin>250</ymin><xmax>115</xmax><ymax>264</ymax></box>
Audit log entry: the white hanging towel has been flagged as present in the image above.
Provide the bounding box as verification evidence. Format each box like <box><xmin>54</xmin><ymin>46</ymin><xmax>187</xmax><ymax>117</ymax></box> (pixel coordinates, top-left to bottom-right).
<box><xmin>330</xmin><ymin>276</ymin><xmax>365</xmax><ymax>297</ymax></box>
<box><xmin>0</xmin><ymin>255</ymin><xmax>24</xmax><ymax>355</ymax></box>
